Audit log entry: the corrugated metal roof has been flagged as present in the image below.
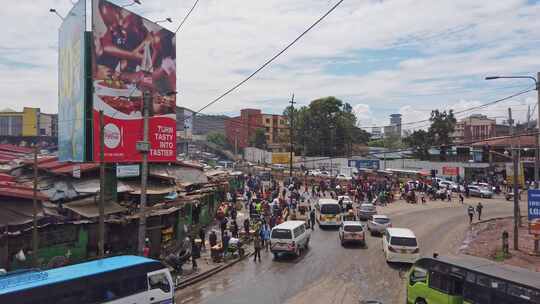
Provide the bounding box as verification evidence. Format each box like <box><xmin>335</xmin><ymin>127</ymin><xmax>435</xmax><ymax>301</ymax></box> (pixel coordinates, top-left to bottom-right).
<box><xmin>0</xmin><ymin>183</ymin><xmax>47</xmax><ymax>201</ymax></box>
<box><xmin>64</xmin><ymin>198</ymin><xmax>127</xmax><ymax>218</ymax></box>
<box><xmin>0</xmin><ymin>144</ymin><xmax>33</xmax><ymax>154</ymax></box>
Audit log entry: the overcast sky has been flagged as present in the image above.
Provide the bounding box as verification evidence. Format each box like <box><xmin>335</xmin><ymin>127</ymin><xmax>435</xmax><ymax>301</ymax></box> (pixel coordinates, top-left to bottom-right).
<box><xmin>2</xmin><ymin>0</ymin><xmax>540</xmax><ymax>131</ymax></box>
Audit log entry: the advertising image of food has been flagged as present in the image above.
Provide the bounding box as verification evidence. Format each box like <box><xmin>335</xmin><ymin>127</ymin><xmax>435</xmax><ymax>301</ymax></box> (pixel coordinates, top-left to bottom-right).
<box><xmin>92</xmin><ymin>0</ymin><xmax>176</xmax><ymax>162</ymax></box>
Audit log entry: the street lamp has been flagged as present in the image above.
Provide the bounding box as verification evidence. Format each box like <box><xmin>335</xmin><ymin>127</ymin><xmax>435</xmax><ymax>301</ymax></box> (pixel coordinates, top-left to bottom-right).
<box><xmin>155</xmin><ymin>18</ymin><xmax>173</xmax><ymax>24</ymax></box>
<box><xmin>486</xmin><ymin>74</ymin><xmax>540</xmax><ymax>189</ymax></box>
<box><xmin>122</xmin><ymin>0</ymin><xmax>142</xmax><ymax>8</ymax></box>
<box><xmin>49</xmin><ymin>8</ymin><xmax>65</xmax><ymax>21</ymax></box>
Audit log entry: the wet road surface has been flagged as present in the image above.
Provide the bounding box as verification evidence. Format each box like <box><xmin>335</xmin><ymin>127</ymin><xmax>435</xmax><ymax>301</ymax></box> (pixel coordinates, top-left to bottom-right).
<box><xmin>176</xmin><ymin>197</ymin><xmax>519</xmax><ymax>304</ymax></box>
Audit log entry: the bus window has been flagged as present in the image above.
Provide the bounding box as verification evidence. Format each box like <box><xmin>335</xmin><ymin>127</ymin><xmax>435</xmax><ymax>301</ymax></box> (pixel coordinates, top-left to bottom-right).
<box><xmin>464</xmin><ymin>273</ymin><xmax>491</xmax><ymax>304</ymax></box>
<box><xmin>148</xmin><ymin>273</ymin><xmax>171</xmax><ymax>293</ymax></box>
<box><xmin>448</xmin><ymin>275</ymin><xmax>464</xmax><ymax>296</ymax></box>
<box><xmin>409</xmin><ymin>267</ymin><xmax>427</xmax><ymax>285</ymax></box>
<box><xmin>428</xmin><ymin>271</ymin><xmax>449</xmax><ymax>293</ymax></box>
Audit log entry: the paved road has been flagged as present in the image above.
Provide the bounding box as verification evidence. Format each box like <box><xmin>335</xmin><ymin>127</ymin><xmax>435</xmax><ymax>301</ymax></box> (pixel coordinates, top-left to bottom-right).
<box><xmin>176</xmin><ymin>196</ymin><xmax>521</xmax><ymax>304</ymax></box>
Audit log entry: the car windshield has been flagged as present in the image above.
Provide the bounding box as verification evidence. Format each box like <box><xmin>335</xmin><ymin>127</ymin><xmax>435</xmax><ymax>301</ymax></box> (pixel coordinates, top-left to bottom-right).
<box><xmin>321</xmin><ymin>204</ymin><xmax>340</xmax><ymax>214</ymax></box>
<box><xmin>271</xmin><ymin>229</ymin><xmax>292</xmax><ymax>239</ymax></box>
<box><xmin>390</xmin><ymin>236</ymin><xmax>417</xmax><ymax>247</ymax></box>
<box><xmin>344</xmin><ymin>225</ymin><xmax>363</xmax><ymax>232</ymax></box>
<box><xmin>361</xmin><ymin>205</ymin><xmax>374</xmax><ymax>211</ymax></box>
<box><xmin>374</xmin><ymin>218</ymin><xmax>390</xmax><ymax>224</ymax></box>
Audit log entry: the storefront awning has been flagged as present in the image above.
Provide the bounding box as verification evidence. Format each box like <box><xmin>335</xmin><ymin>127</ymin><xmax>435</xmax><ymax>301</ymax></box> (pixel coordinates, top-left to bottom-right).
<box><xmin>64</xmin><ymin>198</ymin><xmax>127</xmax><ymax>218</ymax></box>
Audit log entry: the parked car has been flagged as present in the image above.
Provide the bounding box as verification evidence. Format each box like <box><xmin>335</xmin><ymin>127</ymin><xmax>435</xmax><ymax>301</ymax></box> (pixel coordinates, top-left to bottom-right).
<box><xmin>339</xmin><ymin>221</ymin><xmax>366</xmax><ymax>246</ymax></box>
<box><xmin>467</xmin><ymin>185</ymin><xmax>493</xmax><ymax>198</ymax></box>
<box><xmin>272</xmin><ymin>164</ymin><xmax>286</xmax><ymax>170</ymax></box>
<box><xmin>472</xmin><ymin>182</ymin><xmax>496</xmax><ymax>192</ymax></box>
<box><xmin>367</xmin><ymin>215</ymin><xmax>392</xmax><ymax>235</ymax></box>
<box><xmin>382</xmin><ymin>228</ymin><xmax>419</xmax><ymax>263</ymax></box>
<box><xmin>270</xmin><ymin>221</ymin><xmax>311</xmax><ymax>258</ymax></box>
<box><xmin>438</xmin><ymin>180</ymin><xmax>463</xmax><ymax>192</ymax></box>
<box><xmin>358</xmin><ymin>203</ymin><xmax>377</xmax><ymax>221</ymax></box>
<box><xmin>319</xmin><ymin>171</ymin><xmax>330</xmax><ymax>177</ymax></box>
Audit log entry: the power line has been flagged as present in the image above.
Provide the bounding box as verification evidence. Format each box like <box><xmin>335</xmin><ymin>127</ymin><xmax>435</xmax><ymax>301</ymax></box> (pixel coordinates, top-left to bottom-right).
<box><xmin>188</xmin><ymin>0</ymin><xmax>346</xmax><ymax>118</ymax></box>
<box><xmin>174</xmin><ymin>0</ymin><xmax>200</xmax><ymax>34</ymax></box>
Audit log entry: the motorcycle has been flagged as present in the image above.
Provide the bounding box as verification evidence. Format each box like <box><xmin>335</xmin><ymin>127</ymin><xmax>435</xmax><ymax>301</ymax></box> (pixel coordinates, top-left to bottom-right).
<box><xmin>163</xmin><ymin>237</ymin><xmax>192</xmax><ymax>285</ymax></box>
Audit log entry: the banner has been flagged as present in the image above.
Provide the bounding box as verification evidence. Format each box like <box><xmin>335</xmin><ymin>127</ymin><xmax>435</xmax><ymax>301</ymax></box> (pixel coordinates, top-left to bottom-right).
<box><xmin>92</xmin><ymin>0</ymin><xmax>176</xmax><ymax>162</ymax></box>
<box><xmin>442</xmin><ymin>167</ymin><xmax>459</xmax><ymax>176</ymax></box>
<box><xmin>348</xmin><ymin>159</ymin><xmax>380</xmax><ymax>170</ymax></box>
<box><xmin>528</xmin><ymin>190</ymin><xmax>540</xmax><ymax>235</ymax></box>
<box><xmin>58</xmin><ymin>0</ymin><xmax>86</xmax><ymax>162</ymax></box>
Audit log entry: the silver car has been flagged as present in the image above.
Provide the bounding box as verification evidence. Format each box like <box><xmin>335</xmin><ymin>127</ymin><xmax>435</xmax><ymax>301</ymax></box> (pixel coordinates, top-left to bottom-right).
<box><xmin>367</xmin><ymin>215</ymin><xmax>392</xmax><ymax>235</ymax></box>
<box><xmin>358</xmin><ymin>203</ymin><xmax>377</xmax><ymax>221</ymax></box>
<box><xmin>468</xmin><ymin>185</ymin><xmax>493</xmax><ymax>198</ymax></box>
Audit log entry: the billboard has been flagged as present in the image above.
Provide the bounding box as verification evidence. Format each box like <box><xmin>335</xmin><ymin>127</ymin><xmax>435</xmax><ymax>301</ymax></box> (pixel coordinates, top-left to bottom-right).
<box><xmin>92</xmin><ymin>0</ymin><xmax>176</xmax><ymax>162</ymax></box>
<box><xmin>348</xmin><ymin>159</ymin><xmax>380</xmax><ymax>170</ymax></box>
<box><xmin>272</xmin><ymin>153</ymin><xmax>292</xmax><ymax>164</ymax></box>
<box><xmin>528</xmin><ymin>190</ymin><xmax>540</xmax><ymax>235</ymax></box>
<box><xmin>58</xmin><ymin>0</ymin><xmax>86</xmax><ymax>162</ymax></box>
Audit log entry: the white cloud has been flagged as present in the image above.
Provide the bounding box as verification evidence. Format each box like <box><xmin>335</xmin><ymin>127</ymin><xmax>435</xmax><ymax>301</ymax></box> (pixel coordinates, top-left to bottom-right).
<box><xmin>1</xmin><ymin>0</ymin><xmax>539</xmax><ymax>128</ymax></box>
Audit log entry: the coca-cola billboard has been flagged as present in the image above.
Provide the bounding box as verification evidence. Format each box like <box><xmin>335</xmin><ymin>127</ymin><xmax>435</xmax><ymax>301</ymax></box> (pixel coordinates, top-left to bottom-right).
<box><xmin>91</xmin><ymin>0</ymin><xmax>176</xmax><ymax>162</ymax></box>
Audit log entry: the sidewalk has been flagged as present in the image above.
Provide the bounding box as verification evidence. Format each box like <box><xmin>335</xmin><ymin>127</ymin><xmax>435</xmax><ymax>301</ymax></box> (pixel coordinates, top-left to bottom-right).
<box><xmin>176</xmin><ymin>203</ymin><xmax>253</xmax><ymax>288</ymax></box>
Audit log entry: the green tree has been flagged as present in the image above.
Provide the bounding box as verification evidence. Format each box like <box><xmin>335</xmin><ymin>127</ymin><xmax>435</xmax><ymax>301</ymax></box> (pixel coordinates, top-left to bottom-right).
<box><xmin>368</xmin><ymin>135</ymin><xmax>404</xmax><ymax>150</ymax></box>
<box><xmin>207</xmin><ymin>132</ymin><xmax>229</xmax><ymax>149</ymax></box>
<box><xmin>249</xmin><ymin>128</ymin><xmax>267</xmax><ymax>149</ymax></box>
<box><xmin>404</xmin><ymin>129</ymin><xmax>430</xmax><ymax>160</ymax></box>
<box><xmin>428</xmin><ymin>110</ymin><xmax>456</xmax><ymax>159</ymax></box>
<box><xmin>284</xmin><ymin>96</ymin><xmax>370</xmax><ymax>156</ymax></box>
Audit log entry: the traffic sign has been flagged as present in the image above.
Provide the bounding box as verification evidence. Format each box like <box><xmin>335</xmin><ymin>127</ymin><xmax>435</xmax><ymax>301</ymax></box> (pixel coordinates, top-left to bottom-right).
<box><xmin>529</xmin><ymin>190</ymin><xmax>540</xmax><ymax>221</ymax></box>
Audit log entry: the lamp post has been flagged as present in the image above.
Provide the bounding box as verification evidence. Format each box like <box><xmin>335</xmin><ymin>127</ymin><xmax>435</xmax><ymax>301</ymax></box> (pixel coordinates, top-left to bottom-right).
<box><xmin>49</xmin><ymin>8</ymin><xmax>65</xmax><ymax>21</ymax></box>
<box><xmin>122</xmin><ymin>0</ymin><xmax>142</xmax><ymax>8</ymax></box>
<box><xmin>155</xmin><ymin>18</ymin><xmax>173</xmax><ymax>24</ymax></box>
<box><xmin>485</xmin><ymin>74</ymin><xmax>539</xmax><ymax>188</ymax></box>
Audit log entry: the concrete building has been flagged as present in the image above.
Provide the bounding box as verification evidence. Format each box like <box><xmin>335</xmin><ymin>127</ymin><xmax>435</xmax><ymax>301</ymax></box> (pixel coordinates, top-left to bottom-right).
<box><xmin>384</xmin><ymin>114</ymin><xmax>402</xmax><ymax>138</ymax></box>
<box><xmin>225</xmin><ymin>109</ymin><xmax>289</xmax><ymax>151</ymax></box>
<box><xmin>0</xmin><ymin>107</ymin><xmax>57</xmax><ymax>138</ymax></box>
<box><xmin>451</xmin><ymin>114</ymin><xmax>507</xmax><ymax>144</ymax></box>
<box><xmin>371</xmin><ymin>127</ymin><xmax>382</xmax><ymax>139</ymax></box>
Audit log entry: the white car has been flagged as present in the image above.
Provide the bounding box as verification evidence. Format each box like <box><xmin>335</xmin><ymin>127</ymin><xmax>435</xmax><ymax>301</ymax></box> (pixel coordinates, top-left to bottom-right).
<box><xmin>336</xmin><ymin>174</ymin><xmax>352</xmax><ymax>181</ymax></box>
<box><xmin>438</xmin><ymin>180</ymin><xmax>463</xmax><ymax>192</ymax></box>
<box><xmin>339</xmin><ymin>221</ymin><xmax>366</xmax><ymax>246</ymax></box>
<box><xmin>270</xmin><ymin>221</ymin><xmax>311</xmax><ymax>258</ymax></box>
<box><xmin>382</xmin><ymin>228</ymin><xmax>419</xmax><ymax>263</ymax></box>
<box><xmin>319</xmin><ymin>171</ymin><xmax>330</xmax><ymax>177</ymax></box>
<box><xmin>367</xmin><ymin>215</ymin><xmax>392</xmax><ymax>235</ymax></box>
<box><xmin>272</xmin><ymin>164</ymin><xmax>286</xmax><ymax>170</ymax></box>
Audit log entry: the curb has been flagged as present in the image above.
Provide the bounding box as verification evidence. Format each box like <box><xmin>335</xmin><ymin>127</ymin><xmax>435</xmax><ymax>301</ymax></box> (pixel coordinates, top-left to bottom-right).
<box><xmin>176</xmin><ymin>250</ymin><xmax>254</xmax><ymax>289</ymax></box>
<box><xmin>471</xmin><ymin>215</ymin><xmax>527</xmax><ymax>227</ymax></box>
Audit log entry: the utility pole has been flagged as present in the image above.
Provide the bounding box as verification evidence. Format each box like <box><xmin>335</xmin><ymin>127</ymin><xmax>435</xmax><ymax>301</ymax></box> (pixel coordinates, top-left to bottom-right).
<box><xmin>32</xmin><ymin>145</ymin><xmax>39</xmax><ymax>267</ymax></box>
<box><xmin>509</xmin><ymin>108</ymin><xmax>519</xmax><ymax>250</ymax></box>
<box><xmin>536</xmin><ymin>72</ymin><xmax>540</xmax><ymax>188</ymax></box>
<box><xmin>289</xmin><ymin>93</ymin><xmax>296</xmax><ymax>178</ymax></box>
<box><xmin>98</xmin><ymin>110</ymin><xmax>105</xmax><ymax>258</ymax></box>
<box><xmin>137</xmin><ymin>91</ymin><xmax>151</xmax><ymax>255</ymax></box>
<box><xmin>234</xmin><ymin>131</ymin><xmax>238</xmax><ymax>157</ymax></box>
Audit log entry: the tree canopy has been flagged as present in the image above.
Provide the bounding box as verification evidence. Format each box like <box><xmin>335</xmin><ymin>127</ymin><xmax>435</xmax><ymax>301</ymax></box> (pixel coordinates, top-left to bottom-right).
<box><xmin>285</xmin><ymin>96</ymin><xmax>370</xmax><ymax>156</ymax></box>
<box><xmin>249</xmin><ymin>128</ymin><xmax>267</xmax><ymax>149</ymax></box>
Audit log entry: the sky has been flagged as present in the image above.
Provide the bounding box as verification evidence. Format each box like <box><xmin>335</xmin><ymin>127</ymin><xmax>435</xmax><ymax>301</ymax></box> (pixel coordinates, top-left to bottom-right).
<box><xmin>2</xmin><ymin>0</ymin><xmax>540</xmax><ymax>133</ymax></box>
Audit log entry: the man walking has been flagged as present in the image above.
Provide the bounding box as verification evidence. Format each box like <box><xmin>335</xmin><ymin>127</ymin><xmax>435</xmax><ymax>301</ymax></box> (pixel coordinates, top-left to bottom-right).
<box><xmin>467</xmin><ymin>205</ymin><xmax>475</xmax><ymax>224</ymax></box>
<box><xmin>309</xmin><ymin>208</ymin><xmax>316</xmax><ymax>230</ymax></box>
<box><xmin>459</xmin><ymin>193</ymin><xmax>464</xmax><ymax>204</ymax></box>
<box><xmin>253</xmin><ymin>236</ymin><xmax>262</xmax><ymax>262</ymax></box>
<box><xmin>476</xmin><ymin>202</ymin><xmax>483</xmax><ymax>221</ymax></box>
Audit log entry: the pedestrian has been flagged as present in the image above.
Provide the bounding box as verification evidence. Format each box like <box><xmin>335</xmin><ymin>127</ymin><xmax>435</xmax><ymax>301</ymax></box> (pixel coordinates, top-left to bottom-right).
<box><xmin>260</xmin><ymin>224</ymin><xmax>271</xmax><ymax>251</ymax></box>
<box><xmin>459</xmin><ymin>193</ymin><xmax>464</xmax><ymax>204</ymax></box>
<box><xmin>231</xmin><ymin>206</ymin><xmax>237</xmax><ymax>221</ymax></box>
<box><xmin>209</xmin><ymin>230</ymin><xmax>218</xmax><ymax>248</ymax></box>
<box><xmin>309</xmin><ymin>208</ymin><xmax>316</xmax><ymax>230</ymax></box>
<box><xmin>467</xmin><ymin>205</ymin><xmax>475</xmax><ymax>224</ymax></box>
<box><xmin>476</xmin><ymin>202</ymin><xmax>483</xmax><ymax>221</ymax></box>
<box><xmin>143</xmin><ymin>238</ymin><xmax>150</xmax><ymax>257</ymax></box>
<box><xmin>191</xmin><ymin>239</ymin><xmax>200</xmax><ymax>271</ymax></box>
<box><xmin>253</xmin><ymin>236</ymin><xmax>262</xmax><ymax>262</ymax></box>
<box><xmin>220</xmin><ymin>217</ymin><xmax>228</xmax><ymax>236</ymax></box>
<box><xmin>222</xmin><ymin>230</ymin><xmax>230</xmax><ymax>258</ymax></box>
<box><xmin>231</xmin><ymin>220</ymin><xmax>239</xmax><ymax>238</ymax></box>
<box><xmin>199</xmin><ymin>226</ymin><xmax>206</xmax><ymax>250</ymax></box>
<box><xmin>421</xmin><ymin>194</ymin><xmax>426</xmax><ymax>205</ymax></box>
<box><xmin>243</xmin><ymin>218</ymin><xmax>251</xmax><ymax>237</ymax></box>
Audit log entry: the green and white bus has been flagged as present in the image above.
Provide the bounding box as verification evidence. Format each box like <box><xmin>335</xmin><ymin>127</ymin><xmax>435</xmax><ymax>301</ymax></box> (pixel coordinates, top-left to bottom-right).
<box><xmin>407</xmin><ymin>254</ymin><xmax>540</xmax><ymax>304</ymax></box>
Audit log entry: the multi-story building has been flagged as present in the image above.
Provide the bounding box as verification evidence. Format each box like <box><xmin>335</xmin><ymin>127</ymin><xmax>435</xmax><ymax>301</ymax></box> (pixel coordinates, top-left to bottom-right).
<box><xmin>225</xmin><ymin>109</ymin><xmax>289</xmax><ymax>152</ymax></box>
<box><xmin>371</xmin><ymin>127</ymin><xmax>382</xmax><ymax>139</ymax></box>
<box><xmin>0</xmin><ymin>107</ymin><xmax>57</xmax><ymax>139</ymax></box>
<box><xmin>384</xmin><ymin>114</ymin><xmax>402</xmax><ymax>138</ymax></box>
<box><xmin>452</xmin><ymin>114</ymin><xmax>499</xmax><ymax>144</ymax></box>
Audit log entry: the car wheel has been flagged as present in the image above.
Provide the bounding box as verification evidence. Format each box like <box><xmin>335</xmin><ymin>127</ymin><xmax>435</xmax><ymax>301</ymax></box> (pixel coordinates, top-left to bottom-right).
<box><xmin>305</xmin><ymin>238</ymin><xmax>310</xmax><ymax>249</ymax></box>
<box><xmin>273</xmin><ymin>253</ymin><xmax>278</xmax><ymax>259</ymax></box>
<box><xmin>295</xmin><ymin>247</ymin><xmax>301</xmax><ymax>257</ymax></box>
<box><xmin>415</xmin><ymin>298</ymin><xmax>426</xmax><ymax>304</ymax></box>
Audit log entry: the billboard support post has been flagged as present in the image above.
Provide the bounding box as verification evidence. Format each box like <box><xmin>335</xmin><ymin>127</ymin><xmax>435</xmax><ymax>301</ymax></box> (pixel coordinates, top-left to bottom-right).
<box><xmin>32</xmin><ymin>145</ymin><xmax>39</xmax><ymax>267</ymax></box>
<box><xmin>138</xmin><ymin>91</ymin><xmax>151</xmax><ymax>255</ymax></box>
<box><xmin>98</xmin><ymin>110</ymin><xmax>105</xmax><ymax>258</ymax></box>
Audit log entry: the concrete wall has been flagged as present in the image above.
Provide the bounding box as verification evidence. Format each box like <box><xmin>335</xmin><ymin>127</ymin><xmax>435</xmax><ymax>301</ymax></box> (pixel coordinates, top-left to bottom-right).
<box><xmin>244</xmin><ymin>147</ymin><xmax>272</xmax><ymax>164</ymax></box>
<box><xmin>381</xmin><ymin>158</ymin><xmax>495</xmax><ymax>179</ymax></box>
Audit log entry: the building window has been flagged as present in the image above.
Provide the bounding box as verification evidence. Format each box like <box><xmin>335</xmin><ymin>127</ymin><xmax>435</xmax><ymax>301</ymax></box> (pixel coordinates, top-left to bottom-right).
<box><xmin>280</xmin><ymin>120</ymin><xmax>285</xmax><ymax>125</ymax></box>
<box><xmin>265</xmin><ymin>127</ymin><xmax>270</xmax><ymax>132</ymax></box>
<box><xmin>266</xmin><ymin>118</ymin><xmax>270</xmax><ymax>124</ymax></box>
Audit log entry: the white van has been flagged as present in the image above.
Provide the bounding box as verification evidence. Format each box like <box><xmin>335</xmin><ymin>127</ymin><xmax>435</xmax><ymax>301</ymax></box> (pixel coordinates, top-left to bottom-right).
<box><xmin>315</xmin><ymin>199</ymin><xmax>342</xmax><ymax>227</ymax></box>
<box><xmin>382</xmin><ymin>228</ymin><xmax>419</xmax><ymax>263</ymax></box>
<box><xmin>270</xmin><ymin>221</ymin><xmax>311</xmax><ymax>258</ymax></box>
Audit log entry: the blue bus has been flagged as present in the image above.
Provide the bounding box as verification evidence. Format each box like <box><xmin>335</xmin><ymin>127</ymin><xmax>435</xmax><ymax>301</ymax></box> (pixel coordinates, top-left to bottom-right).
<box><xmin>0</xmin><ymin>255</ymin><xmax>174</xmax><ymax>304</ymax></box>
